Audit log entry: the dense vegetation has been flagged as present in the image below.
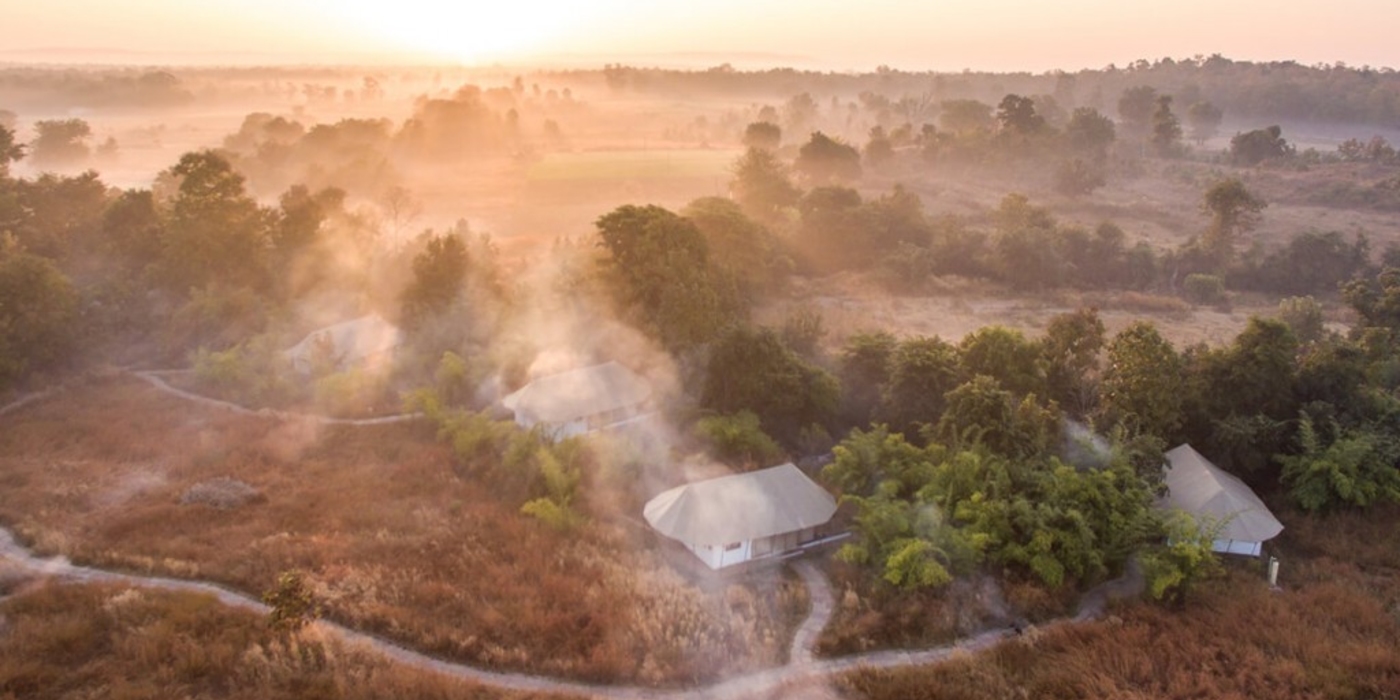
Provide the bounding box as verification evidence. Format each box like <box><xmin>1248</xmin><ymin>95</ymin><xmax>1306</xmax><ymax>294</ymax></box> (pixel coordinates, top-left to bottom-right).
<box><xmin>4</xmin><ymin>56</ymin><xmax>1400</xmax><ymax>693</ymax></box>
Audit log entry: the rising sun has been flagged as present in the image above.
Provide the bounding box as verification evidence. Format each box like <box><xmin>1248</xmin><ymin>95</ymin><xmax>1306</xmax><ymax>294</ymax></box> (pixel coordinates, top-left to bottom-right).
<box><xmin>336</xmin><ymin>1</ymin><xmax>595</xmax><ymax>62</ymax></box>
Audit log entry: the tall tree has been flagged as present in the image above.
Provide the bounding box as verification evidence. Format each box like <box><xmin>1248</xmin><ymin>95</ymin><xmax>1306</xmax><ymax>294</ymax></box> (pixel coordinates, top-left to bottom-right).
<box><xmin>160</xmin><ymin>151</ymin><xmax>271</xmax><ymax>293</ymax></box>
<box><xmin>795</xmin><ymin>131</ymin><xmax>862</xmax><ymax>184</ymax></box>
<box><xmin>1099</xmin><ymin>321</ymin><xmax>1184</xmax><ymax>440</ymax></box>
<box><xmin>29</xmin><ymin>119</ymin><xmax>92</xmax><ymax>168</ymax></box>
<box><xmin>729</xmin><ymin>147</ymin><xmax>801</xmax><ymax>228</ymax></box>
<box><xmin>1201</xmin><ymin>178</ymin><xmax>1266</xmax><ymax>264</ymax></box>
<box><xmin>1185</xmin><ymin>101</ymin><xmax>1224</xmax><ymax>146</ymax></box>
<box><xmin>701</xmin><ymin>324</ymin><xmax>838</xmax><ymax>445</ymax></box>
<box><xmin>1117</xmin><ymin>85</ymin><xmax>1159</xmax><ymax>142</ymax></box>
<box><xmin>1150</xmin><ymin>95</ymin><xmax>1183</xmax><ymax>157</ymax></box>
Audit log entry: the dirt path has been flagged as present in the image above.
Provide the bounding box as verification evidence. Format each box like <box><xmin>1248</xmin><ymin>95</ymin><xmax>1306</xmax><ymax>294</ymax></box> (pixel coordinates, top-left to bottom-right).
<box><xmin>1</xmin><ymin>524</ymin><xmax>1061</xmax><ymax>700</ymax></box>
<box><xmin>789</xmin><ymin>560</ymin><xmax>835</xmax><ymax>666</ymax></box>
<box><xmin>130</xmin><ymin>370</ymin><xmax>421</xmax><ymax>426</ymax></box>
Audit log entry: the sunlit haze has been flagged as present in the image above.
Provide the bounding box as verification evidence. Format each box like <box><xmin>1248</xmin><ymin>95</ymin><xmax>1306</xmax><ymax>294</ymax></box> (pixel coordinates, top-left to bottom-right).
<box><xmin>6</xmin><ymin>0</ymin><xmax>1398</xmax><ymax>70</ymax></box>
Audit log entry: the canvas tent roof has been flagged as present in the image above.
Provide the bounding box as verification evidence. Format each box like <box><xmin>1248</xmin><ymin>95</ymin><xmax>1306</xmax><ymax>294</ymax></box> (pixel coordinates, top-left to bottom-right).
<box><xmin>644</xmin><ymin>463</ymin><xmax>837</xmax><ymax>547</ymax></box>
<box><xmin>284</xmin><ymin>314</ymin><xmax>401</xmax><ymax>370</ymax></box>
<box><xmin>501</xmin><ymin>361</ymin><xmax>651</xmax><ymax>423</ymax></box>
<box><xmin>1162</xmin><ymin>444</ymin><xmax>1284</xmax><ymax>543</ymax></box>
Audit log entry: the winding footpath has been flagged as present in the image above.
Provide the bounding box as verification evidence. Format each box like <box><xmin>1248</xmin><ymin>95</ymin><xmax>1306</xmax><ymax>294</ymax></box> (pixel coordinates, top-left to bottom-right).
<box><xmin>0</xmin><ymin>378</ymin><xmax>1145</xmax><ymax>698</ymax></box>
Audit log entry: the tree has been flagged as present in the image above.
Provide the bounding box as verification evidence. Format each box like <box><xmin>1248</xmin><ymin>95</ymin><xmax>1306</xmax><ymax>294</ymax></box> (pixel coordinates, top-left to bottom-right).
<box><xmin>1040</xmin><ymin>308</ymin><xmax>1106</xmax><ymax>415</ymax></box>
<box><xmin>1201</xmin><ymin>178</ymin><xmax>1266</xmax><ymax>264</ymax></box>
<box><xmin>1279</xmin><ymin>416</ymin><xmax>1400</xmax><ymax>512</ymax></box>
<box><xmin>1099</xmin><ymin>321</ymin><xmax>1184</xmax><ymax>439</ymax></box>
<box><xmin>401</xmin><ymin>233</ymin><xmax>468</xmax><ymax>326</ymax></box>
<box><xmin>1229</xmin><ymin>125</ymin><xmax>1292</xmax><ymax>166</ymax></box>
<box><xmin>1062</xmin><ymin>107</ymin><xmax>1116</xmax><ymax>156</ymax></box>
<box><xmin>682</xmin><ymin>196</ymin><xmax>789</xmax><ymax>299</ymax></box>
<box><xmin>29</xmin><ymin>118</ymin><xmax>92</xmax><ymax>168</ymax></box>
<box><xmin>935</xmin><ymin>375</ymin><xmax>1059</xmax><ymax>459</ymax></box>
<box><xmin>701</xmin><ymin>324</ymin><xmax>838</xmax><ymax>445</ymax></box>
<box><xmin>879</xmin><ymin>336</ymin><xmax>963</xmax><ymax>436</ymax></box>
<box><xmin>160</xmin><ymin>151</ymin><xmax>271</xmax><ymax>293</ymax></box>
<box><xmin>596</xmin><ymin>204</ymin><xmax>741</xmax><ymax>349</ymax></box>
<box><xmin>959</xmin><ymin>325</ymin><xmax>1045</xmax><ymax>398</ymax></box>
<box><xmin>0</xmin><ymin>247</ymin><xmax>79</xmax><ymax>388</ymax></box>
<box><xmin>864</xmin><ymin>125</ymin><xmax>894</xmax><ymax>168</ymax></box>
<box><xmin>1117</xmin><ymin>85</ymin><xmax>1159</xmax><ymax>140</ymax></box>
<box><xmin>939</xmin><ymin>99</ymin><xmax>994</xmax><ymax>136</ymax></box>
<box><xmin>742</xmin><ymin>121</ymin><xmax>781</xmax><ymax>150</ymax></box>
<box><xmin>1142</xmin><ymin>511</ymin><xmax>1223</xmax><ymax>605</ymax></box>
<box><xmin>839</xmin><ymin>331</ymin><xmax>898</xmax><ymax>427</ymax></box>
<box><xmin>1149</xmin><ymin>95</ymin><xmax>1183</xmax><ymax>157</ymax></box>
<box><xmin>729</xmin><ymin>147</ymin><xmax>801</xmax><ymax>227</ymax></box>
<box><xmin>1053</xmin><ymin>157</ymin><xmax>1106</xmax><ymax>197</ymax></box>
<box><xmin>996</xmin><ymin>94</ymin><xmax>1045</xmax><ymax>134</ymax></box>
<box><xmin>0</xmin><ymin>124</ymin><xmax>23</xmax><ymax>176</ymax></box>
<box><xmin>1185</xmin><ymin>101</ymin><xmax>1224</xmax><ymax>146</ymax></box>
<box><xmin>101</xmin><ymin>188</ymin><xmax>164</xmax><ymax>272</ymax></box>
<box><xmin>795</xmin><ymin>131</ymin><xmax>862</xmax><ymax>184</ymax></box>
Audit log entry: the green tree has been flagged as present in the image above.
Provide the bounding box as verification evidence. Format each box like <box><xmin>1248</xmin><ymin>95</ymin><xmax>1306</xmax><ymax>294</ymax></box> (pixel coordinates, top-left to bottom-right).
<box><xmin>1100</xmin><ymin>321</ymin><xmax>1184</xmax><ymax>439</ymax></box>
<box><xmin>596</xmin><ymin>204</ymin><xmax>741</xmax><ymax>349</ymax></box>
<box><xmin>695</xmin><ymin>410</ymin><xmax>784</xmax><ymax>468</ymax></box>
<box><xmin>29</xmin><ymin>118</ymin><xmax>92</xmax><ymax>168</ymax></box>
<box><xmin>1062</xmin><ymin>107</ymin><xmax>1116</xmax><ymax>156</ymax></box>
<box><xmin>1141</xmin><ymin>511</ymin><xmax>1223</xmax><ymax>605</ymax></box>
<box><xmin>996</xmin><ymin>94</ymin><xmax>1045</xmax><ymax>134</ymax></box>
<box><xmin>838</xmin><ymin>331</ymin><xmax>898</xmax><ymax>427</ymax></box>
<box><xmin>160</xmin><ymin>151</ymin><xmax>271</xmax><ymax>293</ymax></box>
<box><xmin>1149</xmin><ymin>95</ymin><xmax>1183</xmax><ymax>157</ymax></box>
<box><xmin>742</xmin><ymin>121</ymin><xmax>782</xmax><ymax>150</ymax></box>
<box><xmin>401</xmin><ymin>233</ymin><xmax>468</xmax><ymax>326</ymax></box>
<box><xmin>795</xmin><ymin>131</ymin><xmax>862</xmax><ymax>184</ymax></box>
<box><xmin>0</xmin><ymin>124</ymin><xmax>24</xmax><ymax>176</ymax></box>
<box><xmin>1040</xmin><ymin>308</ymin><xmax>1106</xmax><ymax>416</ymax></box>
<box><xmin>939</xmin><ymin>99</ymin><xmax>994</xmax><ymax>136</ymax></box>
<box><xmin>1053</xmin><ymin>157</ymin><xmax>1107</xmax><ymax>197</ymax></box>
<box><xmin>701</xmin><ymin>325</ymin><xmax>838</xmax><ymax>444</ymax></box>
<box><xmin>1201</xmin><ymin>178</ymin><xmax>1266</xmax><ymax>266</ymax></box>
<box><xmin>959</xmin><ymin>325</ymin><xmax>1045</xmax><ymax>398</ymax></box>
<box><xmin>1278</xmin><ymin>416</ymin><xmax>1400</xmax><ymax>512</ymax></box>
<box><xmin>1117</xmin><ymin>85</ymin><xmax>1158</xmax><ymax>142</ymax></box>
<box><xmin>1185</xmin><ymin>101</ymin><xmax>1224</xmax><ymax>146</ymax></box>
<box><xmin>935</xmin><ymin>375</ymin><xmax>1060</xmax><ymax>459</ymax></box>
<box><xmin>729</xmin><ymin>147</ymin><xmax>801</xmax><ymax>227</ymax></box>
<box><xmin>0</xmin><ymin>248</ymin><xmax>79</xmax><ymax>388</ymax></box>
<box><xmin>682</xmin><ymin>196</ymin><xmax>789</xmax><ymax>299</ymax></box>
<box><xmin>1230</xmin><ymin>125</ymin><xmax>1292</xmax><ymax>166</ymax></box>
<box><xmin>879</xmin><ymin>336</ymin><xmax>963</xmax><ymax>437</ymax></box>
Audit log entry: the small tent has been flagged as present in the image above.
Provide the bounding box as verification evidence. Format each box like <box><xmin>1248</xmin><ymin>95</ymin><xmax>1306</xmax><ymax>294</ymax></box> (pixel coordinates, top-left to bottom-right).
<box><xmin>644</xmin><ymin>463</ymin><xmax>839</xmax><ymax>569</ymax></box>
<box><xmin>501</xmin><ymin>361</ymin><xmax>652</xmax><ymax>439</ymax></box>
<box><xmin>1162</xmin><ymin>443</ymin><xmax>1284</xmax><ymax>556</ymax></box>
<box><xmin>284</xmin><ymin>314</ymin><xmax>402</xmax><ymax>375</ymax></box>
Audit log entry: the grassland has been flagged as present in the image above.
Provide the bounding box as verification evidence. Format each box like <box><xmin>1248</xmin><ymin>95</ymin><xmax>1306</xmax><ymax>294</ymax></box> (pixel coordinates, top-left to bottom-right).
<box><xmin>0</xmin><ymin>580</ymin><xmax>555</xmax><ymax>700</ymax></box>
<box><xmin>0</xmin><ymin>374</ymin><xmax>803</xmax><ymax>686</ymax></box>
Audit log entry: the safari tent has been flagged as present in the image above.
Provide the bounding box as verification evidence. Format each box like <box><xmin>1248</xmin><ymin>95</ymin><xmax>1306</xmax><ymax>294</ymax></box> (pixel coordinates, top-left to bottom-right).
<box><xmin>1162</xmin><ymin>443</ymin><xmax>1285</xmax><ymax>556</ymax></box>
<box><xmin>501</xmin><ymin>361</ymin><xmax>652</xmax><ymax>439</ymax></box>
<box><xmin>284</xmin><ymin>314</ymin><xmax>402</xmax><ymax>375</ymax></box>
<box><xmin>644</xmin><ymin>463</ymin><xmax>839</xmax><ymax>570</ymax></box>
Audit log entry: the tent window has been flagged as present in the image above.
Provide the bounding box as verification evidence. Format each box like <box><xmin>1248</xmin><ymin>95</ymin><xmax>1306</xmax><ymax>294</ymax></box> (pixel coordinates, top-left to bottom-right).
<box><xmin>724</xmin><ymin>542</ymin><xmax>742</xmax><ymax>551</ymax></box>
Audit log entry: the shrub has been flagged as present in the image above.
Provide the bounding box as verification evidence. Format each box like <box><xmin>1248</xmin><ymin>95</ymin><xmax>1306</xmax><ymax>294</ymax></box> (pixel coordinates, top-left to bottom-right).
<box><xmin>1182</xmin><ymin>273</ymin><xmax>1226</xmax><ymax>305</ymax></box>
<box><xmin>694</xmin><ymin>410</ymin><xmax>784</xmax><ymax>468</ymax></box>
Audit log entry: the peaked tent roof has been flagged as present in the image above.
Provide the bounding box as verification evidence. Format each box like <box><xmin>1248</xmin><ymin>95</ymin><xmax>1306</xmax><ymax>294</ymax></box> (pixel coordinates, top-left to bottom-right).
<box><xmin>1163</xmin><ymin>443</ymin><xmax>1284</xmax><ymax>543</ymax></box>
<box><xmin>644</xmin><ymin>463</ymin><xmax>838</xmax><ymax>547</ymax></box>
<box><xmin>502</xmin><ymin>361</ymin><xmax>651</xmax><ymax>423</ymax></box>
<box><xmin>284</xmin><ymin>314</ymin><xmax>402</xmax><ymax>369</ymax></box>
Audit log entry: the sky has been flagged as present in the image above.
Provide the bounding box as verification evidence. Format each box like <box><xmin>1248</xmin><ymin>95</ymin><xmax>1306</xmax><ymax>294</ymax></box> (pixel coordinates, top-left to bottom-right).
<box><xmin>6</xmin><ymin>0</ymin><xmax>1399</xmax><ymax>72</ymax></box>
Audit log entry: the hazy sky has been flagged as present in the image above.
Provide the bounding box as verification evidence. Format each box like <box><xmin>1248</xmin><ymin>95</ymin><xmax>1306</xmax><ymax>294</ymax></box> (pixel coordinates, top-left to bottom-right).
<box><xmin>7</xmin><ymin>0</ymin><xmax>1398</xmax><ymax>72</ymax></box>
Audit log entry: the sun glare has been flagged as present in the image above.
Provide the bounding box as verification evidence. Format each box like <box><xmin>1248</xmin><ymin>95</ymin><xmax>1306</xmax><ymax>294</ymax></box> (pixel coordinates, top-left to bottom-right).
<box><xmin>336</xmin><ymin>1</ymin><xmax>595</xmax><ymax>62</ymax></box>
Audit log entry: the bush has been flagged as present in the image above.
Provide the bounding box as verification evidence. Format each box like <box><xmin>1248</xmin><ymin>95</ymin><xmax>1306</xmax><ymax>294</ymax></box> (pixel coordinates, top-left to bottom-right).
<box><xmin>191</xmin><ymin>336</ymin><xmax>298</xmax><ymax>407</ymax></box>
<box><xmin>695</xmin><ymin>411</ymin><xmax>784</xmax><ymax>468</ymax></box>
<box><xmin>1182</xmin><ymin>273</ymin><xmax>1226</xmax><ymax>305</ymax></box>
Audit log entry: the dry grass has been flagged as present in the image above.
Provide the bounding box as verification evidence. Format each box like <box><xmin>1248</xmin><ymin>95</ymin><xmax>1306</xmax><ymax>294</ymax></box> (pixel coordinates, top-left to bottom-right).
<box><xmin>838</xmin><ymin>506</ymin><xmax>1400</xmax><ymax>700</ymax></box>
<box><xmin>0</xmin><ymin>581</ymin><xmax>560</xmax><ymax>700</ymax></box>
<box><xmin>0</xmin><ymin>375</ymin><xmax>791</xmax><ymax>685</ymax></box>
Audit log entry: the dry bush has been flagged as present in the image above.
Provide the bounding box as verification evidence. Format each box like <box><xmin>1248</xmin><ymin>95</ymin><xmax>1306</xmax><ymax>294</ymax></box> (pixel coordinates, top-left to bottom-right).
<box><xmin>1087</xmin><ymin>290</ymin><xmax>1191</xmax><ymax>315</ymax></box>
<box><xmin>179</xmin><ymin>477</ymin><xmax>263</xmax><ymax>509</ymax></box>
<box><xmin>0</xmin><ymin>581</ymin><xmax>557</xmax><ymax>700</ymax></box>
